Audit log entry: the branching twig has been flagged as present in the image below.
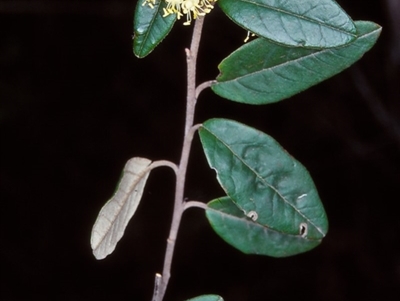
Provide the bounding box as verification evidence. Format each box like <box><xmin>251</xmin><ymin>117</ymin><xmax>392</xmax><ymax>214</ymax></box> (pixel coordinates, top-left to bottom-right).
<box><xmin>184</xmin><ymin>17</ymin><xmax>205</xmax><ymax>136</ymax></box>
<box><xmin>150</xmin><ymin>160</ymin><xmax>179</xmax><ymax>175</ymax></box>
<box><xmin>152</xmin><ymin>16</ymin><xmax>206</xmax><ymax>301</ymax></box>
<box><xmin>184</xmin><ymin>200</ymin><xmax>208</xmax><ymax>211</ymax></box>
<box><xmin>196</xmin><ymin>80</ymin><xmax>215</xmax><ymax>99</ymax></box>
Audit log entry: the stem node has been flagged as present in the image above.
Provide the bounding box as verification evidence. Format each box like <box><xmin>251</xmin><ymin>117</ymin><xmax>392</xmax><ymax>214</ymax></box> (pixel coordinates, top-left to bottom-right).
<box><xmin>152</xmin><ymin>17</ymin><xmax>206</xmax><ymax>301</ymax></box>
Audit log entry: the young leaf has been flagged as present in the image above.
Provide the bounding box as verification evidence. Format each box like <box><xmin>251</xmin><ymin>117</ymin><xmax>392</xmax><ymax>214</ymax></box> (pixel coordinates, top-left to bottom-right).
<box><xmin>133</xmin><ymin>0</ymin><xmax>176</xmax><ymax>58</ymax></box>
<box><xmin>206</xmin><ymin>197</ymin><xmax>322</xmax><ymax>257</ymax></box>
<box><xmin>218</xmin><ymin>0</ymin><xmax>356</xmax><ymax>48</ymax></box>
<box><xmin>212</xmin><ymin>21</ymin><xmax>382</xmax><ymax>105</ymax></box>
<box><xmin>186</xmin><ymin>295</ymin><xmax>224</xmax><ymax>301</ymax></box>
<box><xmin>199</xmin><ymin>118</ymin><xmax>328</xmax><ymax>257</ymax></box>
<box><xmin>91</xmin><ymin>157</ymin><xmax>152</xmax><ymax>260</ymax></box>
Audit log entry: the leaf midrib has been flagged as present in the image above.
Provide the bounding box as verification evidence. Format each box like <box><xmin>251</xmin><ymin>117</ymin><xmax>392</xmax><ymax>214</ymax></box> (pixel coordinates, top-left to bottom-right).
<box><xmin>135</xmin><ymin>3</ymin><xmax>174</xmax><ymax>57</ymax></box>
<box><xmin>204</xmin><ymin>126</ymin><xmax>325</xmax><ymax>236</ymax></box>
<box><xmin>216</xmin><ymin>27</ymin><xmax>378</xmax><ymax>84</ymax></box>
<box><xmin>238</xmin><ymin>0</ymin><xmax>356</xmax><ymax>36</ymax></box>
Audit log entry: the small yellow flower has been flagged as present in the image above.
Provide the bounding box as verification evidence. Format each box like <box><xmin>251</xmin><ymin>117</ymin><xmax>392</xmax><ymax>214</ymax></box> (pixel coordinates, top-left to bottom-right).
<box><xmin>163</xmin><ymin>0</ymin><xmax>184</xmax><ymax>20</ymax></box>
<box><xmin>143</xmin><ymin>0</ymin><xmax>216</xmax><ymax>25</ymax></box>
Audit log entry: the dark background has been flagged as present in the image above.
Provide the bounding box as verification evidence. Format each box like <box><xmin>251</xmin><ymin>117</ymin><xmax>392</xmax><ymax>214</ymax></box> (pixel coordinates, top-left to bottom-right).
<box><xmin>1</xmin><ymin>1</ymin><xmax>399</xmax><ymax>300</ymax></box>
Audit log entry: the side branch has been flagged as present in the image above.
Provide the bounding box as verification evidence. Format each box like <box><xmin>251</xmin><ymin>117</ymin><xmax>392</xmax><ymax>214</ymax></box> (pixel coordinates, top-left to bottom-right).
<box><xmin>196</xmin><ymin>80</ymin><xmax>215</xmax><ymax>99</ymax></box>
<box><xmin>184</xmin><ymin>200</ymin><xmax>208</xmax><ymax>211</ymax></box>
<box><xmin>150</xmin><ymin>160</ymin><xmax>179</xmax><ymax>175</ymax></box>
<box><xmin>154</xmin><ymin>125</ymin><xmax>201</xmax><ymax>301</ymax></box>
<box><xmin>153</xmin><ymin>16</ymin><xmax>206</xmax><ymax>301</ymax></box>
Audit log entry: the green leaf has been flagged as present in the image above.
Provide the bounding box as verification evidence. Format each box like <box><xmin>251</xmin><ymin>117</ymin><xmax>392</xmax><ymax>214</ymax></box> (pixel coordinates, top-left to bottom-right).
<box><xmin>206</xmin><ymin>197</ymin><xmax>322</xmax><ymax>257</ymax></box>
<box><xmin>91</xmin><ymin>157</ymin><xmax>152</xmax><ymax>259</ymax></box>
<box><xmin>218</xmin><ymin>0</ymin><xmax>356</xmax><ymax>48</ymax></box>
<box><xmin>199</xmin><ymin>119</ymin><xmax>328</xmax><ymax>257</ymax></box>
<box><xmin>133</xmin><ymin>0</ymin><xmax>176</xmax><ymax>58</ymax></box>
<box><xmin>212</xmin><ymin>21</ymin><xmax>381</xmax><ymax>105</ymax></box>
<box><xmin>185</xmin><ymin>295</ymin><xmax>224</xmax><ymax>301</ymax></box>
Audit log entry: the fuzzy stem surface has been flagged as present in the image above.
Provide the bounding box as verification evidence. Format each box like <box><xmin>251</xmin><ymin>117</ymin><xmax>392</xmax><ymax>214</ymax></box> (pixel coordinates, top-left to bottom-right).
<box><xmin>153</xmin><ymin>16</ymin><xmax>205</xmax><ymax>301</ymax></box>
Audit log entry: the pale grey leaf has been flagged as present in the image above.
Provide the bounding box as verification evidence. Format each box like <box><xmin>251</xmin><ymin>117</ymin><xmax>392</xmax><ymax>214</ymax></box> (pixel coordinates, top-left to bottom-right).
<box><xmin>91</xmin><ymin>157</ymin><xmax>152</xmax><ymax>259</ymax></box>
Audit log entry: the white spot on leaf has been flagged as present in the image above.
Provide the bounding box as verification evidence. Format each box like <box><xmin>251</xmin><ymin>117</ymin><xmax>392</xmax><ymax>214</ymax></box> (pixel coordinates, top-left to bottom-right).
<box><xmin>299</xmin><ymin>223</ymin><xmax>308</xmax><ymax>237</ymax></box>
<box><xmin>297</xmin><ymin>194</ymin><xmax>307</xmax><ymax>200</ymax></box>
<box><xmin>247</xmin><ymin>210</ymin><xmax>258</xmax><ymax>221</ymax></box>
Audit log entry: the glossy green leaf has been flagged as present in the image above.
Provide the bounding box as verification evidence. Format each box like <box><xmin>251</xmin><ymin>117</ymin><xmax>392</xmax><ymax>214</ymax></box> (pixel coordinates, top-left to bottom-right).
<box><xmin>218</xmin><ymin>0</ymin><xmax>356</xmax><ymax>48</ymax></box>
<box><xmin>206</xmin><ymin>197</ymin><xmax>322</xmax><ymax>257</ymax></box>
<box><xmin>133</xmin><ymin>0</ymin><xmax>176</xmax><ymax>58</ymax></box>
<box><xmin>199</xmin><ymin>118</ymin><xmax>328</xmax><ymax>257</ymax></box>
<box><xmin>185</xmin><ymin>295</ymin><xmax>224</xmax><ymax>301</ymax></box>
<box><xmin>212</xmin><ymin>21</ymin><xmax>381</xmax><ymax>104</ymax></box>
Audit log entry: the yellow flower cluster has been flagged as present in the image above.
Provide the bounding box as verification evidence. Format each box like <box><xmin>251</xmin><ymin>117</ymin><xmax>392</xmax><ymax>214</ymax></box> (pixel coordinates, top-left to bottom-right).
<box><xmin>143</xmin><ymin>0</ymin><xmax>216</xmax><ymax>25</ymax></box>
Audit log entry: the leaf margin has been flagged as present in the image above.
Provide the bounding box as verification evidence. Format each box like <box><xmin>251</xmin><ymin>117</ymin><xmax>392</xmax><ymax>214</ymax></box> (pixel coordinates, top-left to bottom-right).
<box><xmin>198</xmin><ymin>118</ymin><xmax>329</xmax><ymax>240</ymax></box>
<box><xmin>218</xmin><ymin>0</ymin><xmax>357</xmax><ymax>48</ymax></box>
<box><xmin>133</xmin><ymin>0</ymin><xmax>176</xmax><ymax>58</ymax></box>
<box><xmin>211</xmin><ymin>20</ymin><xmax>382</xmax><ymax>104</ymax></box>
<box><xmin>206</xmin><ymin>196</ymin><xmax>323</xmax><ymax>257</ymax></box>
<box><xmin>90</xmin><ymin>157</ymin><xmax>152</xmax><ymax>260</ymax></box>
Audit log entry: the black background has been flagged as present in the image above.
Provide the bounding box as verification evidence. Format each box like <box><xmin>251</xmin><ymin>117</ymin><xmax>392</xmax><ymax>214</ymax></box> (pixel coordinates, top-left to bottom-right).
<box><xmin>1</xmin><ymin>1</ymin><xmax>399</xmax><ymax>300</ymax></box>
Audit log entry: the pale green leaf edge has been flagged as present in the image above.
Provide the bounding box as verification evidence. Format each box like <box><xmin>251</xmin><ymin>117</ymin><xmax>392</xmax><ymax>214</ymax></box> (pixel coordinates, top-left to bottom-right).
<box><xmin>185</xmin><ymin>294</ymin><xmax>224</xmax><ymax>301</ymax></box>
<box><xmin>186</xmin><ymin>295</ymin><xmax>224</xmax><ymax>301</ymax></box>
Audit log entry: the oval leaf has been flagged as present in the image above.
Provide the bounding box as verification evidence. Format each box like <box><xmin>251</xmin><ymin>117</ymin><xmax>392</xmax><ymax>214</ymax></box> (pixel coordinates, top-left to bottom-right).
<box><xmin>212</xmin><ymin>21</ymin><xmax>382</xmax><ymax>104</ymax></box>
<box><xmin>186</xmin><ymin>295</ymin><xmax>224</xmax><ymax>301</ymax></box>
<box><xmin>206</xmin><ymin>196</ymin><xmax>322</xmax><ymax>257</ymax></box>
<box><xmin>218</xmin><ymin>0</ymin><xmax>356</xmax><ymax>48</ymax></box>
<box><xmin>91</xmin><ymin>157</ymin><xmax>152</xmax><ymax>259</ymax></box>
<box><xmin>199</xmin><ymin>118</ymin><xmax>328</xmax><ymax>256</ymax></box>
<box><xmin>133</xmin><ymin>0</ymin><xmax>176</xmax><ymax>58</ymax></box>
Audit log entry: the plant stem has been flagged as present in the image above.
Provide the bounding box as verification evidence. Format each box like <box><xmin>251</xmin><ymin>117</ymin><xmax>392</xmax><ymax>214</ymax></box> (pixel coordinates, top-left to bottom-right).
<box><xmin>152</xmin><ymin>16</ymin><xmax>205</xmax><ymax>301</ymax></box>
<box><xmin>196</xmin><ymin>80</ymin><xmax>215</xmax><ymax>99</ymax></box>
<box><xmin>184</xmin><ymin>17</ymin><xmax>205</xmax><ymax>136</ymax></box>
<box><xmin>184</xmin><ymin>200</ymin><xmax>209</xmax><ymax>211</ymax></box>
